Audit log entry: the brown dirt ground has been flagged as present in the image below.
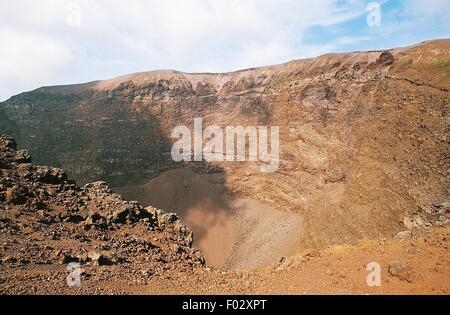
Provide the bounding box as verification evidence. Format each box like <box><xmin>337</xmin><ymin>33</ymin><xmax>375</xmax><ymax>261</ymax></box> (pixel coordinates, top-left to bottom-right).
<box><xmin>2</xmin><ymin>225</ymin><xmax>447</xmax><ymax>295</ymax></box>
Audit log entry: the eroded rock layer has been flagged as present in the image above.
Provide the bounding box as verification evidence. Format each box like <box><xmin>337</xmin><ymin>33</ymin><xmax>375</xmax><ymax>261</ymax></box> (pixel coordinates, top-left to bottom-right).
<box><xmin>0</xmin><ymin>40</ymin><xmax>449</xmax><ymax>252</ymax></box>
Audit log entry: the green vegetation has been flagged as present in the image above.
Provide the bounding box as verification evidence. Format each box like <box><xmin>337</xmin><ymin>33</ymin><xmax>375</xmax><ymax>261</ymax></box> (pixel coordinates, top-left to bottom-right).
<box><xmin>431</xmin><ymin>59</ymin><xmax>450</xmax><ymax>72</ymax></box>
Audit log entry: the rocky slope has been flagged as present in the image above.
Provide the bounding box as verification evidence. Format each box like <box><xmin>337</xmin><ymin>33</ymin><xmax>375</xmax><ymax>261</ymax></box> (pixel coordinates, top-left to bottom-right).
<box><xmin>0</xmin><ymin>134</ymin><xmax>447</xmax><ymax>295</ymax></box>
<box><xmin>0</xmin><ymin>39</ymin><xmax>449</xmax><ymax>267</ymax></box>
<box><xmin>0</xmin><ymin>134</ymin><xmax>205</xmax><ymax>293</ymax></box>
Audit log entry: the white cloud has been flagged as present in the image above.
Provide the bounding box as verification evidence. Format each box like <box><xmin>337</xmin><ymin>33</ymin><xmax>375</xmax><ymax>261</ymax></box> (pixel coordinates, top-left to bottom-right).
<box><xmin>403</xmin><ymin>0</ymin><xmax>449</xmax><ymax>18</ymax></box>
<box><xmin>0</xmin><ymin>28</ymin><xmax>74</xmax><ymax>100</ymax></box>
<box><xmin>0</xmin><ymin>28</ymin><xmax>73</xmax><ymax>82</ymax></box>
<box><xmin>0</xmin><ymin>0</ymin><xmax>371</xmax><ymax>101</ymax></box>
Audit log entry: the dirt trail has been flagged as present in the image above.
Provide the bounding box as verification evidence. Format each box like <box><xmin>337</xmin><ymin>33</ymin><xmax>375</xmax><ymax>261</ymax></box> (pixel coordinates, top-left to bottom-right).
<box><xmin>136</xmin><ymin>226</ymin><xmax>449</xmax><ymax>295</ymax></box>
<box><xmin>116</xmin><ymin>169</ymin><xmax>302</xmax><ymax>269</ymax></box>
<box><xmin>9</xmin><ymin>225</ymin><xmax>446</xmax><ymax>295</ymax></box>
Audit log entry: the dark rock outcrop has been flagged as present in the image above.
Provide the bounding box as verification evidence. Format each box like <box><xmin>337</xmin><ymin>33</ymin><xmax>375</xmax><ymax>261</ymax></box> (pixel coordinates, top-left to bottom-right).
<box><xmin>0</xmin><ymin>134</ymin><xmax>204</xmax><ymax>272</ymax></box>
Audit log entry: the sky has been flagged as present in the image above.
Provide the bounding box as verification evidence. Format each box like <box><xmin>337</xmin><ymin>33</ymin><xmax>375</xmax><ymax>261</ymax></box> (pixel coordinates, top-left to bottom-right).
<box><xmin>0</xmin><ymin>0</ymin><xmax>448</xmax><ymax>101</ymax></box>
